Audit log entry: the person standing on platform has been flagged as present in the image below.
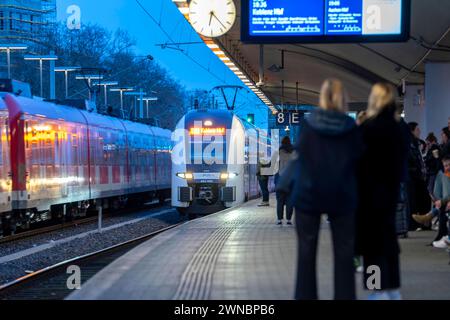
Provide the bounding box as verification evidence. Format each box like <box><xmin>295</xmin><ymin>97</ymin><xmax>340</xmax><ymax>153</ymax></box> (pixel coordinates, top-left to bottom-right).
<box><xmin>257</xmin><ymin>152</ymin><xmax>271</xmax><ymax>207</ymax></box>
<box><xmin>292</xmin><ymin>79</ymin><xmax>363</xmax><ymax>300</ymax></box>
<box><xmin>424</xmin><ymin>133</ymin><xmax>441</xmax><ymax>196</ymax></box>
<box><xmin>356</xmin><ymin>83</ymin><xmax>408</xmax><ymax>300</ymax></box>
<box><xmin>274</xmin><ymin>136</ymin><xmax>296</xmax><ymax>225</ymax></box>
<box><xmin>441</xmin><ymin>127</ymin><xmax>450</xmax><ymax>157</ymax></box>
<box><xmin>407</xmin><ymin>122</ymin><xmax>431</xmax><ymax>230</ymax></box>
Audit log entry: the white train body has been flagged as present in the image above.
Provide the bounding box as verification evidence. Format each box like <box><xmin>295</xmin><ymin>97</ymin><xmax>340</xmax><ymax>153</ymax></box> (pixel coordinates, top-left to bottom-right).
<box><xmin>172</xmin><ymin>109</ymin><xmax>274</xmax><ymax>215</ymax></box>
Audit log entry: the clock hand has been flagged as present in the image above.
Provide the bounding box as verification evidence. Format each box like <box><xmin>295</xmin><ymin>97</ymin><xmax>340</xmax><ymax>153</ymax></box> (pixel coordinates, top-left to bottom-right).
<box><xmin>211</xmin><ymin>12</ymin><xmax>227</xmax><ymax>30</ymax></box>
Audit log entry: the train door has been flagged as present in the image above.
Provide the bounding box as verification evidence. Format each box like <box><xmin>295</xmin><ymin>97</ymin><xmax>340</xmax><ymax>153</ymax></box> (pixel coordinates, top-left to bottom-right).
<box><xmin>147</xmin><ymin>130</ymin><xmax>157</xmax><ymax>190</ymax></box>
<box><xmin>243</xmin><ymin>135</ymin><xmax>250</xmax><ymax>201</ymax></box>
<box><xmin>0</xmin><ymin>115</ymin><xmax>11</xmax><ymax>214</ymax></box>
<box><xmin>58</xmin><ymin>124</ymin><xmax>69</xmax><ymax>199</ymax></box>
<box><xmin>147</xmin><ymin>134</ymin><xmax>156</xmax><ymax>190</ymax></box>
<box><xmin>248</xmin><ymin>129</ymin><xmax>259</xmax><ymax>198</ymax></box>
<box><xmin>25</xmin><ymin>118</ymin><xmax>43</xmax><ymax>202</ymax></box>
<box><xmin>161</xmin><ymin>136</ymin><xmax>171</xmax><ymax>188</ymax></box>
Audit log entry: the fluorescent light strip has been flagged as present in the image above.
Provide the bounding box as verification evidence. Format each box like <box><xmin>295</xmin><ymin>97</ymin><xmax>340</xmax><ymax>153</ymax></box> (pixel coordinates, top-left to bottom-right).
<box><xmin>178</xmin><ymin>7</ymin><xmax>189</xmax><ymax>14</ymax></box>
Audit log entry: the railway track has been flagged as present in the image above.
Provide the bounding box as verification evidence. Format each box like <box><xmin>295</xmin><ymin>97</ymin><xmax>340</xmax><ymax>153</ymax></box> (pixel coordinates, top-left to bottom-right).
<box><xmin>0</xmin><ymin>200</ymin><xmax>168</xmax><ymax>245</ymax></box>
<box><xmin>0</xmin><ymin>223</ymin><xmax>182</xmax><ymax>300</ymax></box>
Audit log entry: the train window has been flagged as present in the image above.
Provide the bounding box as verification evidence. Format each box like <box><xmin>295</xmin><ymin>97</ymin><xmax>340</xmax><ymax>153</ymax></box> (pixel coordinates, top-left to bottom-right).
<box><xmin>55</xmin><ymin>132</ymin><xmax>59</xmax><ymax>149</ymax></box>
<box><xmin>31</xmin><ymin>141</ymin><xmax>39</xmax><ymax>165</ymax></box>
<box><xmin>81</xmin><ymin>135</ymin><xmax>88</xmax><ymax>165</ymax></box>
<box><xmin>25</xmin><ymin>121</ymin><xmax>29</xmax><ymax>149</ymax></box>
<box><xmin>45</xmin><ymin>138</ymin><xmax>53</xmax><ymax>165</ymax></box>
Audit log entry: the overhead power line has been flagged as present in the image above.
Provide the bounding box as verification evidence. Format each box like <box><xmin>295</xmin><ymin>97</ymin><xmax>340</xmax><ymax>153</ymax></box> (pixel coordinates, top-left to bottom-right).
<box><xmin>134</xmin><ymin>0</ymin><xmax>254</xmax><ymax>106</ymax></box>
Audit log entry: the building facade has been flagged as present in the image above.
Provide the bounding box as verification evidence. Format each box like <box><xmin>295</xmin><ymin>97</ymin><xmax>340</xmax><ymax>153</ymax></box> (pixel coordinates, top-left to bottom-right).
<box><xmin>0</xmin><ymin>0</ymin><xmax>56</xmax><ymax>43</ymax></box>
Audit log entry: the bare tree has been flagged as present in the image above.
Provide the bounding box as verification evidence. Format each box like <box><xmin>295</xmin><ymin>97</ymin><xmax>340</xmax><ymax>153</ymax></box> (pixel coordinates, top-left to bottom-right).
<box><xmin>7</xmin><ymin>22</ymin><xmax>188</xmax><ymax>130</ymax></box>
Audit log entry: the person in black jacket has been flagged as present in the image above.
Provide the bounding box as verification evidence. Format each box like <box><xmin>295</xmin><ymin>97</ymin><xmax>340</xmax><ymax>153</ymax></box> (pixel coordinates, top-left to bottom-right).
<box><xmin>293</xmin><ymin>79</ymin><xmax>363</xmax><ymax>300</ymax></box>
<box><xmin>441</xmin><ymin>127</ymin><xmax>450</xmax><ymax>157</ymax></box>
<box><xmin>274</xmin><ymin>136</ymin><xmax>296</xmax><ymax>225</ymax></box>
<box><xmin>356</xmin><ymin>83</ymin><xmax>408</xmax><ymax>300</ymax></box>
<box><xmin>407</xmin><ymin>122</ymin><xmax>431</xmax><ymax>230</ymax></box>
<box><xmin>424</xmin><ymin>133</ymin><xmax>441</xmax><ymax>196</ymax></box>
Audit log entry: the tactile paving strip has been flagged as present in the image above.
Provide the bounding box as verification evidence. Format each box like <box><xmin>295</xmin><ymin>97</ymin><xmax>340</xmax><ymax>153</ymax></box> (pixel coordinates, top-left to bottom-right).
<box><xmin>173</xmin><ymin>214</ymin><xmax>251</xmax><ymax>300</ymax></box>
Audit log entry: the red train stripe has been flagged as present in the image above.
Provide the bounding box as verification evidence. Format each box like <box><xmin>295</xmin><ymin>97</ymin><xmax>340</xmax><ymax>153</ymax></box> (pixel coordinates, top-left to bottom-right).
<box><xmin>5</xmin><ymin>94</ymin><xmax>26</xmax><ymax>192</ymax></box>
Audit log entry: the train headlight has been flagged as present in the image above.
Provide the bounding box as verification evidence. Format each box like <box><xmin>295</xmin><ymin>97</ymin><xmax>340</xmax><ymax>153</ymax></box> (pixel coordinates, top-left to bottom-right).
<box><xmin>221</xmin><ymin>172</ymin><xmax>238</xmax><ymax>180</ymax></box>
<box><xmin>177</xmin><ymin>172</ymin><xmax>193</xmax><ymax>180</ymax></box>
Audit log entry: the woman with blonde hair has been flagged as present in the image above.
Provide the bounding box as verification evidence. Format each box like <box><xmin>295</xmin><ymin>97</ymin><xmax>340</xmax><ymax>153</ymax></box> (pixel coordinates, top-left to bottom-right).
<box><xmin>356</xmin><ymin>83</ymin><xmax>408</xmax><ymax>300</ymax></box>
<box><xmin>292</xmin><ymin>79</ymin><xmax>363</xmax><ymax>300</ymax></box>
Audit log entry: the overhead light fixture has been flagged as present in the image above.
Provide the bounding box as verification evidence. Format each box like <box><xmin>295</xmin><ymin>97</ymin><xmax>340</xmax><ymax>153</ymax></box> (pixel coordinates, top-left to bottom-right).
<box><xmin>206</xmin><ymin>43</ymin><xmax>219</xmax><ymax>49</ymax></box>
<box><xmin>178</xmin><ymin>7</ymin><xmax>189</xmax><ymax>15</ymax></box>
<box><xmin>172</xmin><ymin>0</ymin><xmax>275</xmax><ymax>113</ymax></box>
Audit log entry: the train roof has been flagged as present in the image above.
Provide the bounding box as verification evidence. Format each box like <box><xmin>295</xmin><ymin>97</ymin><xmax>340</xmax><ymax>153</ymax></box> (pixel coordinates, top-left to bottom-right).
<box><xmin>185</xmin><ymin>108</ymin><xmax>234</xmax><ymax>119</ymax></box>
<box><xmin>184</xmin><ymin>108</ymin><xmax>269</xmax><ymax>134</ymax></box>
<box><xmin>4</xmin><ymin>94</ymin><xmax>88</xmax><ymax>124</ymax></box>
<box><xmin>1</xmin><ymin>94</ymin><xmax>171</xmax><ymax>138</ymax></box>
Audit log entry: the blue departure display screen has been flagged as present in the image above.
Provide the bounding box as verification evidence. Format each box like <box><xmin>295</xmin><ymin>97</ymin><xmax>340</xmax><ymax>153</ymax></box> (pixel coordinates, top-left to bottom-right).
<box><xmin>250</xmin><ymin>0</ymin><xmax>324</xmax><ymax>36</ymax></box>
<box><xmin>244</xmin><ymin>0</ymin><xmax>408</xmax><ymax>42</ymax></box>
<box><xmin>326</xmin><ymin>0</ymin><xmax>363</xmax><ymax>35</ymax></box>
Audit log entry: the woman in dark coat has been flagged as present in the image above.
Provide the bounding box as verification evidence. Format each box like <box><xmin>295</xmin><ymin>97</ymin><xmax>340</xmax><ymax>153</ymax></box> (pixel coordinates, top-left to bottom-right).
<box><xmin>424</xmin><ymin>133</ymin><xmax>441</xmax><ymax>196</ymax></box>
<box><xmin>293</xmin><ymin>79</ymin><xmax>363</xmax><ymax>300</ymax></box>
<box><xmin>407</xmin><ymin>122</ymin><xmax>431</xmax><ymax>229</ymax></box>
<box><xmin>356</xmin><ymin>83</ymin><xmax>408</xmax><ymax>300</ymax></box>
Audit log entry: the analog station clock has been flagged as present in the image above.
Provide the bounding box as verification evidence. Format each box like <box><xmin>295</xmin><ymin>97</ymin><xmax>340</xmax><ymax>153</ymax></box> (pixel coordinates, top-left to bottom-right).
<box><xmin>189</xmin><ymin>0</ymin><xmax>236</xmax><ymax>38</ymax></box>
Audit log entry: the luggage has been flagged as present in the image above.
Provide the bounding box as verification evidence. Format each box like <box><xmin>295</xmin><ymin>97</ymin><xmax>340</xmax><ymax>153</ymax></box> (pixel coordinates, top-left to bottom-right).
<box><xmin>396</xmin><ymin>183</ymin><xmax>410</xmax><ymax>238</ymax></box>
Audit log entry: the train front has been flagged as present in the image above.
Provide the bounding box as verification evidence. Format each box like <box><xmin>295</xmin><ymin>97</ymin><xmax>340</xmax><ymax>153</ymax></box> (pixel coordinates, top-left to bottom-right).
<box><xmin>171</xmin><ymin>109</ymin><xmax>246</xmax><ymax>216</ymax></box>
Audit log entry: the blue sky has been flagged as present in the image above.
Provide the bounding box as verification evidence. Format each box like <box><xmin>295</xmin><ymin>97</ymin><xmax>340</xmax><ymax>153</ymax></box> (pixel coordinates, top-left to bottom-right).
<box><xmin>56</xmin><ymin>0</ymin><xmax>268</xmax><ymax>127</ymax></box>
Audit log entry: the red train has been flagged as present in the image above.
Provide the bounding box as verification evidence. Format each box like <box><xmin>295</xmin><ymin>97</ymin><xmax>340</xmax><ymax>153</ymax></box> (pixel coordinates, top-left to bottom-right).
<box><xmin>0</xmin><ymin>84</ymin><xmax>172</xmax><ymax>236</ymax></box>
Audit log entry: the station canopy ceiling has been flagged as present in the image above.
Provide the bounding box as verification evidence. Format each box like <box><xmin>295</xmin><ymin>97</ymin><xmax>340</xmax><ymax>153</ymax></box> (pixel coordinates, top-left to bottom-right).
<box><xmin>211</xmin><ymin>0</ymin><xmax>450</xmax><ymax>109</ymax></box>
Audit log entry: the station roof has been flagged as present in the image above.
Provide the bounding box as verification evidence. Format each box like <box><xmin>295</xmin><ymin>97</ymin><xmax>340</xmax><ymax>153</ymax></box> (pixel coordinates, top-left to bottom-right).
<box><xmin>174</xmin><ymin>0</ymin><xmax>450</xmax><ymax>110</ymax></box>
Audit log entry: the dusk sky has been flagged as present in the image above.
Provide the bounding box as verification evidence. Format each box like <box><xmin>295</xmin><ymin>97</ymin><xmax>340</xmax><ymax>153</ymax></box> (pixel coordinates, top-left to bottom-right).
<box><xmin>56</xmin><ymin>0</ymin><xmax>268</xmax><ymax>127</ymax></box>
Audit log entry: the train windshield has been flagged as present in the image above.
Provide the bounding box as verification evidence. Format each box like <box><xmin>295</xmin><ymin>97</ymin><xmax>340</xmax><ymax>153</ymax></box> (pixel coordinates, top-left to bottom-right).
<box><xmin>190</xmin><ymin>137</ymin><xmax>227</xmax><ymax>167</ymax></box>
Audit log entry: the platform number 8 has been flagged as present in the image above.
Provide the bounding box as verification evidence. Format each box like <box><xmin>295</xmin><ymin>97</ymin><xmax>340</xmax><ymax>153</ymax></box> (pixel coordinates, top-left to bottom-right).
<box><xmin>277</xmin><ymin>112</ymin><xmax>285</xmax><ymax>125</ymax></box>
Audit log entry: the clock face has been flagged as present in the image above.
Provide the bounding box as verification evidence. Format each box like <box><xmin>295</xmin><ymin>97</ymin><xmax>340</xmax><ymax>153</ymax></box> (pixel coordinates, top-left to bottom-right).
<box><xmin>189</xmin><ymin>0</ymin><xmax>236</xmax><ymax>38</ymax></box>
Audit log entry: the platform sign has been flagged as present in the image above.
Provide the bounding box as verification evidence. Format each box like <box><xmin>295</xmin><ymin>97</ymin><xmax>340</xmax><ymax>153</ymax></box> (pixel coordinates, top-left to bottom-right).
<box><xmin>242</xmin><ymin>0</ymin><xmax>410</xmax><ymax>43</ymax></box>
<box><xmin>276</xmin><ymin>111</ymin><xmax>307</xmax><ymax>126</ymax></box>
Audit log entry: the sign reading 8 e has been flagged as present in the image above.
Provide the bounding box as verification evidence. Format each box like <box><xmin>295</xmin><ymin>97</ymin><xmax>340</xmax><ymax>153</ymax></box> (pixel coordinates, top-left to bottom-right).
<box><xmin>276</xmin><ymin>112</ymin><xmax>303</xmax><ymax>126</ymax></box>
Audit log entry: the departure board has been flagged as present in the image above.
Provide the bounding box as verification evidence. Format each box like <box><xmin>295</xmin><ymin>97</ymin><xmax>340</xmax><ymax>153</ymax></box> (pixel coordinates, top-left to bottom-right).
<box><xmin>242</xmin><ymin>0</ymin><xmax>409</xmax><ymax>43</ymax></box>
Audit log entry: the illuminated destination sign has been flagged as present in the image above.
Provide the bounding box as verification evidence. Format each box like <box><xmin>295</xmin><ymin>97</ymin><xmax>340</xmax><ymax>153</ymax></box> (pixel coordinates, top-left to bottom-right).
<box><xmin>189</xmin><ymin>127</ymin><xmax>226</xmax><ymax>136</ymax></box>
<box><xmin>242</xmin><ymin>0</ymin><xmax>410</xmax><ymax>43</ymax></box>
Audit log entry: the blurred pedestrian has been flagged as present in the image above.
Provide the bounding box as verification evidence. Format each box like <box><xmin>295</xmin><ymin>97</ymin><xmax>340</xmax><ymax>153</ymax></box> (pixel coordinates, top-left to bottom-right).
<box><xmin>407</xmin><ymin>122</ymin><xmax>431</xmax><ymax>230</ymax></box>
<box><xmin>356</xmin><ymin>83</ymin><xmax>408</xmax><ymax>300</ymax></box>
<box><xmin>257</xmin><ymin>152</ymin><xmax>271</xmax><ymax>207</ymax></box>
<box><xmin>441</xmin><ymin>127</ymin><xmax>450</xmax><ymax>157</ymax></box>
<box><xmin>431</xmin><ymin>155</ymin><xmax>450</xmax><ymax>249</ymax></box>
<box><xmin>424</xmin><ymin>133</ymin><xmax>441</xmax><ymax>196</ymax></box>
<box><xmin>293</xmin><ymin>79</ymin><xmax>363</xmax><ymax>300</ymax></box>
<box><xmin>274</xmin><ymin>136</ymin><xmax>295</xmax><ymax>225</ymax></box>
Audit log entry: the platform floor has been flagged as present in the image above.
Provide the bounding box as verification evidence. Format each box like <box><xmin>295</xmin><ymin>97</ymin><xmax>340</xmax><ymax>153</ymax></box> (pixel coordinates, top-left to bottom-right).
<box><xmin>69</xmin><ymin>196</ymin><xmax>450</xmax><ymax>300</ymax></box>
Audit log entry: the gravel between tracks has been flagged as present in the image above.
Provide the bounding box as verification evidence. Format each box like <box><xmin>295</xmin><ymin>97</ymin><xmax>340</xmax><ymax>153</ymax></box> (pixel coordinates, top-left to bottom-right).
<box><xmin>0</xmin><ymin>208</ymin><xmax>182</xmax><ymax>285</ymax></box>
<box><xmin>0</xmin><ymin>205</ymin><xmax>175</xmax><ymax>256</ymax></box>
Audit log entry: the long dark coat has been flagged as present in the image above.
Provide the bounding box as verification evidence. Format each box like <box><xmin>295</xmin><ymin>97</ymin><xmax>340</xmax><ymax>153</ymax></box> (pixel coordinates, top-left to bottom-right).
<box><xmin>356</xmin><ymin>106</ymin><xmax>408</xmax><ymax>256</ymax></box>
